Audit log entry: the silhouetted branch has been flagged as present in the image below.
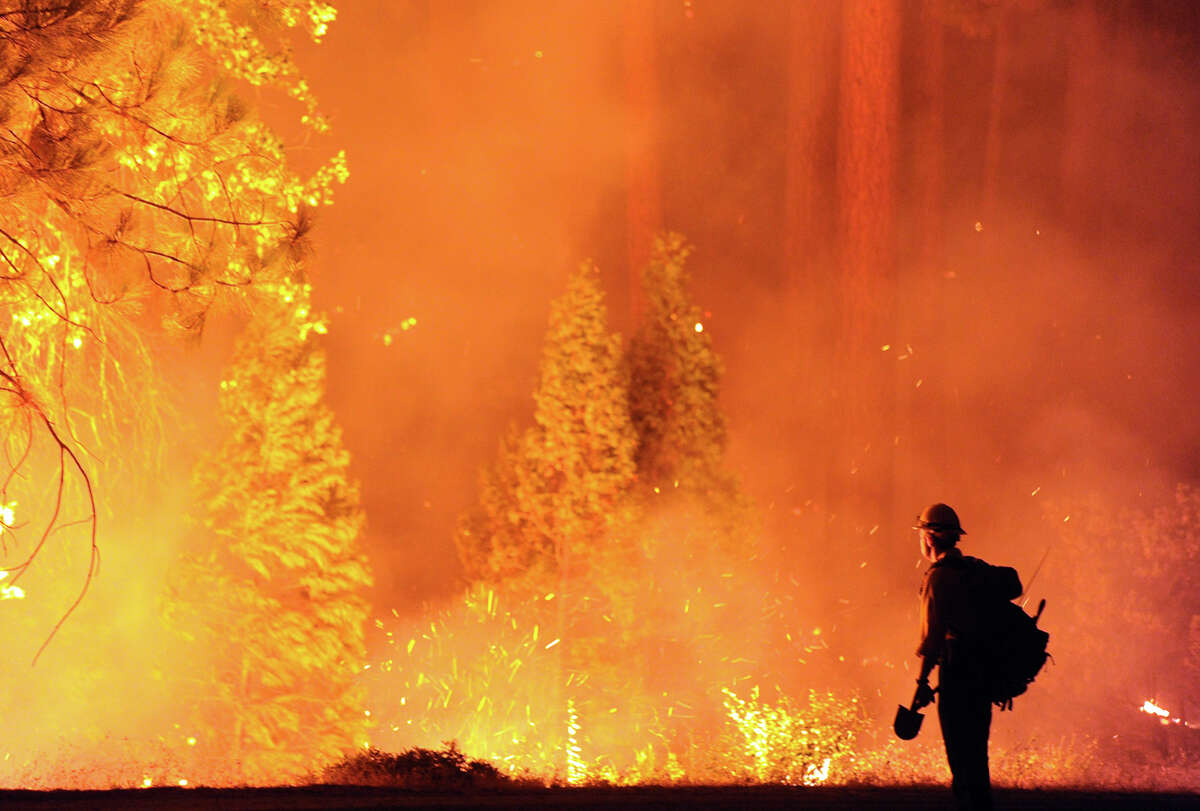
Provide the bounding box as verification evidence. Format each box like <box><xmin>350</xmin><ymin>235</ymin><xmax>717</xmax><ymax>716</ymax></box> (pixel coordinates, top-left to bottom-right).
<box><xmin>117</xmin><ymin>190</ymin><xmax>279</xmax><ymax>228</ymax></box>
<box><xmin>0</xmin><ymin>333</ymin><xmax>99</xmax><ymax>665</ymax></box>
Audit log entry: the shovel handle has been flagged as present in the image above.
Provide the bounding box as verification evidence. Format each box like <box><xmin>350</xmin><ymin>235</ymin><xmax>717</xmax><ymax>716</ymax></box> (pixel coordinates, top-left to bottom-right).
<box><xmin>911</xmin><ymin>683</ymin><xmax>937</xmax><ymax>711</ymax></box>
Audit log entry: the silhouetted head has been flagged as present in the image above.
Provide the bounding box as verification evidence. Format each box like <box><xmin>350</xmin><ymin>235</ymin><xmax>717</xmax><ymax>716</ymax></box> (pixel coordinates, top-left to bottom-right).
<box><xmin>914</xmin><ymin>503</ymin><xmax>965</xmax><ymax>560</ymax></box>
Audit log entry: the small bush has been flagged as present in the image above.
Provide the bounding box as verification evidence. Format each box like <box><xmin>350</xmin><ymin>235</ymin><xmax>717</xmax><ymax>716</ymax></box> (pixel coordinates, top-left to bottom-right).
<box><xmin>319</xmin><ymin>742</ymin><xmax>521</xmax><ymax>788</ymax></box>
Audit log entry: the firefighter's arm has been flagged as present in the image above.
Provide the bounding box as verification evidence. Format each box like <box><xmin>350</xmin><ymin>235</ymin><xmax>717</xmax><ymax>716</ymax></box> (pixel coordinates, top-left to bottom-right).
<box><xmin>918</xmin><ymin>654</ymin><xmax>936</xmax><ymax>683</ymax></box>
<box><xmin>916</xmin><ymin>569</ymin><xmax>947</xmax><ymax>662</ymax></box>
<box><xmin>915</xmin><ymin>656</ymin><xmax>937</xmax><ymax>708</ymax></box>
<box><xmin>914</xmin><ymin>569</ymin><xmax>946</xmax><ymax>708</ymax></box>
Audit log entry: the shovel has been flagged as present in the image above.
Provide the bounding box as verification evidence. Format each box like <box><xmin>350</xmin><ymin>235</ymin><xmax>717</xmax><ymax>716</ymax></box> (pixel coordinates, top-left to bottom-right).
<box><xmin>893</xmin><ymin>687</ymin><xmax>930</xmax><ymax>740</ymax></box>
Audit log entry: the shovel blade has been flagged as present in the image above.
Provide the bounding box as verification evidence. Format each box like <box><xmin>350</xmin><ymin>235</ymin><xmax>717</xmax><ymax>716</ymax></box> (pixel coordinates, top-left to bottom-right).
<box><xmin>893</xmin><ymin>704</ymin><xmax>924</xmax><ymax>740</ymax></box>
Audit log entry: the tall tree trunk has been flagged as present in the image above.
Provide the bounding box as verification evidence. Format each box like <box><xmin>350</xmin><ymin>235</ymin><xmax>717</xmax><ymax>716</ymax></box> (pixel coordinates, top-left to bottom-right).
<box><xmin>782</xmin><ymin>1</ymin><xmax>840</xmax><ymax>524</ymax></box>
<box><xmin>623</xmin><ymin>0</ymin><xmax>662</xmax><ymax>325</ymax></box>
<box><xmin>834</xmin><ymin>0</ymin><xmax>902</xmax><ymax>536</ymax></box>
<box><xmin>784</xmin><ymin>3</ymin><xmax>840</xmax><ymax>280</ymax></box>
<box><xmin>904</xmin><ymin>0</ymin><xmax>948</xmax><ymax>496</ymax></box>
<box><xmin>909</xmin><ymin>0</ymin><xmax>946</xmax><ymax>280</ymax></box>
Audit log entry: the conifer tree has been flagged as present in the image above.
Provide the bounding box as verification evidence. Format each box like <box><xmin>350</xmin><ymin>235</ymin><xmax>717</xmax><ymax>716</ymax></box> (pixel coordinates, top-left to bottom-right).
<box><xmin>623</xmin><ymin>233</ymin><xmax>760</xmax><ymax>740</ymax></box>
<box><xmin>0</xmin><ymin>0</ymin><xmax>347</xmax><ymax>633</ymax></box>
<box><xmin>1</xmin><ymin>0</ymin><xmax>346</xmax><ymax>423</ymax></box>
<box><xmin>456</xmin><ymin>426</ymin><xmax>545</xmax><ymax>585</ymax></box>
<box><xmin>455</xmin><ymin>263</ymin><xmax>639</xmax><ymax>776</ymax></box>
<box><xmin>625</xmin><ymin>234</ymin><xmax>753</xmax><ymax>550</ymax></box>
<box><xmin>627</xmin><ymin>233</ymin><xmax>727</xmax><ymax>490</ymax></box>
<box><xmin>453</xmin><ymin>248</ymin><xmax>761</xmax><ymax>765</ymax></box>
<box><xmin>170</xmin><ymin>277</ymin><xmax>371</xmax><ymax>783</ymax></box>
<box><xmin>457</xmin><ymin>263</ymin><xmax>637</xmax><ymax>593</ymax></box>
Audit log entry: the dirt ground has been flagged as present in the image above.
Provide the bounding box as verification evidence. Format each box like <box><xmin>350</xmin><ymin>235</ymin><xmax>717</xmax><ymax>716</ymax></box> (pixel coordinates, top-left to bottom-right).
<box><xmin>0</xmin><ymin>785</ymin><xmax>1198</xmax><ymax>810</ymax></box>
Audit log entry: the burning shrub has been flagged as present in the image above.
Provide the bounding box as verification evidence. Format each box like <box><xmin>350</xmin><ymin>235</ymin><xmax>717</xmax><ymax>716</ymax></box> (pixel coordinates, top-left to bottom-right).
<box><xmin>991</xmin><ymin>734</ymin><xmax>1102</xmax><ymax>788</ymax></box>
<box><xmin>718</xmin><ymin>686</ymin><xmax>865</xmax><ymax>785</ymax></box>
<box><xmin>365</xmin><ymin>581</ymin><xmax>761</xmax><ymax>784</ymax></box>
<box><xmin>364</xmin><ymin>585</ymin><xmax>583</xmax><ymax>777</ymax></box>
<box><xmin>842</xmin><ymin>737</ymin><xmax>950</xmax><ymax>786</ymax></box>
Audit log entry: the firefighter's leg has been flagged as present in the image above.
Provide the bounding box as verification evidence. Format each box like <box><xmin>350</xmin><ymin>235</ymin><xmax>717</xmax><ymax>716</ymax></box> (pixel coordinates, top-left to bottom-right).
<box><xmin>938</xmin><ymin>677</ymin><xmax>994</xmax><ymax>810</ymax></box>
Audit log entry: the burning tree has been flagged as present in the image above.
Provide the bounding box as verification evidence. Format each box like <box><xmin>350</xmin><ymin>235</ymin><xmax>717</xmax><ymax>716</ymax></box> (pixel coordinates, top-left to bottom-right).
<box><xmin>627</xmin><ymin>234</ymin><xmax>724</xmax><ymax>484</ymax></box>
<box><xmin>619</xmin><ymin>233</ymin><xmax>761</xmax><ymax>745</ymax></box>
<box><xmin>626</xmin><ymin>232</ymin><xmax>754</xmax><ymax>541</ymax></box>
<box><xmin>429</xmin><ymin>239</ymin><xmax>764</xmax><ymax>777</ymax></box>
<box><xmin>0</xmin><ymin>0</ymin><xmax>346</xmax><ymax>646</ymax></box>
<box><xmin>454</xmin><ymin>263</ymin><xmax>637</xmax><ymax>775</ymax></box>
<box><xmin>457</xmin><ymin>261</ymin><xmax>637</xmax><ymax>596</ymax></box>
<box><xmin>168</xmin><ymin>278</ymin><xmax>372</xmax><ymax>783</ymax></box>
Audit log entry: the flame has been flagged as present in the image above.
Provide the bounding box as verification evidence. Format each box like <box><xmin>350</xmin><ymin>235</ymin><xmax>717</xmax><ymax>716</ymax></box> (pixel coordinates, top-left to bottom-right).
<box><xmin>1139</xmin><ymin>699</ymin><xmax>1195</xmax><ymax>728</ymax></box>
<box><xmin>0</xmin><ymin>571</ymin><xmax>25</xmax><ymax>601</ymax></box>
<box><xmin>719</xmin><ymin>686</ymin><xmax>859</xmax><ymax>785</ymax></box>
<box><xmin>565</xmin><ymin>698</ymin><xmax>585</xmax><ymax>785</ymax></box>
<box><xmin>1141</xmin><ymin>699</ymin><xmax>1170</xmax><ymax>718</ymax></box>
<box><xmin>803</xmin><ymin>757</ymin><xmax>832</xmax><ymax>786</ymax></box>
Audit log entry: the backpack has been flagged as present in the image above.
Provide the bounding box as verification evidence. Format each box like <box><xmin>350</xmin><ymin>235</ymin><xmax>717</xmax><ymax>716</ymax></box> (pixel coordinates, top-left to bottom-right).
<box><xmin>983</xmin><ymin>593</ymin><xmax>1050</xmax><ymax>710</ymax></box>
<box><xmin>934</xmin><ymin>555</ymin><xmax>1051</xmax><ymax>710</ymax></box>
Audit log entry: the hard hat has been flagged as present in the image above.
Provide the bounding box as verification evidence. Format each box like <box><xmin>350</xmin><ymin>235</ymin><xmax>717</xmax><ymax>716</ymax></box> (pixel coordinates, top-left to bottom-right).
<box><xmin>914</xmin><ymin>503</ymin><xmax>966</xmax><ymax>535</ymax></box>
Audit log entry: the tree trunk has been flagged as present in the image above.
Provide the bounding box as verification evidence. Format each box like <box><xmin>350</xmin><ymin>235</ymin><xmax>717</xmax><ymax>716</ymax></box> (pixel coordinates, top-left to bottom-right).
<box><xmin>833</xmin><ymin>0</ymin><xmax>902</xmax><ymax>536</ymax></box>
<box><xmin>909</xmin><ymin>0</ymin><xmax>946</xmax><ymax>280</ymax></box>
<box><xmin>784</xmin><ymin>2</ymin><xmax>840</xmax><ymax>280</ymax></box>
<box><xmin>623</xmin><ymin>0</ymin><xmax>662</xmax><ymax>325</ymax></box>
<box><xmin>903</xmin><ymin>0</ymin><xmax>948</xmax><ymax>495</ymax></box>
<box><xmin>837</xmin><ymin>0</ymin><xmax>901</xmax><ymax>363</ymax></box>
<box><xmin>781</xmin><ymin>2</ymin><xmax>841</xmax><ymax>527</ymax></box>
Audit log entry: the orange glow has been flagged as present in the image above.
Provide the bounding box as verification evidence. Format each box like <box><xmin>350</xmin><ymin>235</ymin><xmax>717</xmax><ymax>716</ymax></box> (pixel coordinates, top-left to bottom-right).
<box><xmin>2</xmin><ymin>0</ymin><xmax>1199</xmax><ymax>796</ymax></box>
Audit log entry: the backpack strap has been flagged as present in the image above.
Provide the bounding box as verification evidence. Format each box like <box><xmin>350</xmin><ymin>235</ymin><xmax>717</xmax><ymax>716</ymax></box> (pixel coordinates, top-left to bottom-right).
<box><xmin>929</xmin><ymin>553</ymin><xmax>969</xmax><ymax>571</ymax></box>
<box><xmin>931</xmin><ymin>555</ymin><xmax>1022</xmax><ymax>601</ymax></box>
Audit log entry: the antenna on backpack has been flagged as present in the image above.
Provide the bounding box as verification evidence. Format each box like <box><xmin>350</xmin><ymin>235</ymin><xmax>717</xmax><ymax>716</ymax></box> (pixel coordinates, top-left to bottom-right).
<box><xmin>1020</xmin><ymin>544</ymin><xmax>1053</xmax><ymax>610</ymax></box>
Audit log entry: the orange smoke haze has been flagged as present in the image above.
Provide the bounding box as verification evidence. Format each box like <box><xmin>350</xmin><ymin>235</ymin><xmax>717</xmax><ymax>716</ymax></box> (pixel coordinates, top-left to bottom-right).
<box><xmin>2</xmin><ymin>0</ymin><xmax>1199</xmax><ymax>788</ymax></box>
<box><xmin>299</xmin><ymin>0</ymin><xmax>1200</xmax><ymax>750</ymax></box>
<box><xmin>270</xmin><ymin>0</ymin><xmax>1200</xmax><ymax>769</ymax></box>
<box><xmin>287</xmin><ymin>0</ymin><xmax>1198</xmax><ymax>631</ymax></box>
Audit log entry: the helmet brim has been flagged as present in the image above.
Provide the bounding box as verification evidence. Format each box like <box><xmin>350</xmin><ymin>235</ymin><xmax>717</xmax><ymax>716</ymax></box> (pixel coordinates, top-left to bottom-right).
<box><xmin>913</xmin><ymin>523</ymin><xmax>966</xmax><ymax>534</ymax></box>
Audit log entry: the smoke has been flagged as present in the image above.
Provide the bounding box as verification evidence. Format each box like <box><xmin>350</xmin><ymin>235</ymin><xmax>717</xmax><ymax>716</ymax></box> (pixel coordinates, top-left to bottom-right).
<box><xmin>0</xmin><ymin>447</ymin><xmax>199</xmax><ymax>787</ymax></box>
<box><xmin>5</xmin><ymin>0</ymin><xmax>1198</xmax><ymax>788</ymax></box>
<box><xmin>279</xmin><ymin>0</ymin><xmax>1200</xmax><ymax>765</ymax></box>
